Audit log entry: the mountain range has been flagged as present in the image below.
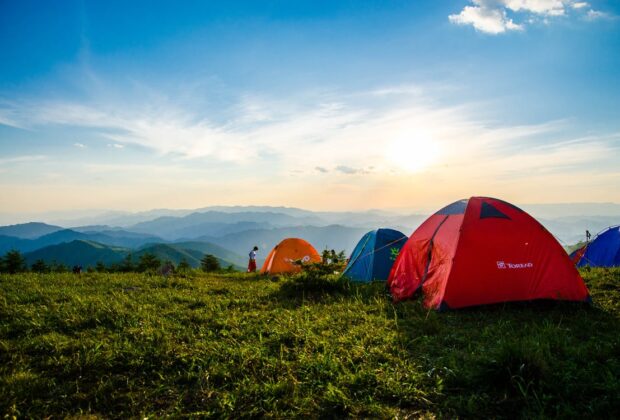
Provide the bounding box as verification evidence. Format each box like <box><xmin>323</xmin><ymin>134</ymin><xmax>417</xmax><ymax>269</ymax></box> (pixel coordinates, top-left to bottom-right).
<box><xmin>1</xmin><ymin>205</ymin><xmax>618</xmax><ymax>270</ymax></box>
<box><xmin>0</xmin><ymin>228</ymin><xmax>162</xmax><ymax>255</ymax></box>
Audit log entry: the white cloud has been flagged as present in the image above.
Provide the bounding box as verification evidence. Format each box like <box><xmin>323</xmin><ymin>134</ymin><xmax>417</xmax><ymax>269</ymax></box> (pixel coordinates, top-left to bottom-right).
<box><xmin>73</xmin><ymin>142</ymin><xmax>86</xmax><ymax>148</ymax></box>
<box><xmin>504</xmin><ymin>0</ymin><xmax>567</xmax><ymax>16</ymax></box>
<box><xmin>449</xmin><ymin>4</ymin><xmax>523</xmax><ymax>34</ymax></box>
<box><xmin>449</xmin><ymin>0</ymin><xmax>608</xmax><ymax>33</ymax></box>
<box><xmin>107</xmin><ymin>143</ymin><xmax>125</xmax><ymax>149</ymax></box>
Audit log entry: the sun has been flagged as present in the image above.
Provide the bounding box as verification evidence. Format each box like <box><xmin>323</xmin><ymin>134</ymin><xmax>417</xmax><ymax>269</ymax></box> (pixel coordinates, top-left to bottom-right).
<box><xmin>386</xmin><ymin>134</ymin><xmax>440</xmax><ymax>173</ymax></box>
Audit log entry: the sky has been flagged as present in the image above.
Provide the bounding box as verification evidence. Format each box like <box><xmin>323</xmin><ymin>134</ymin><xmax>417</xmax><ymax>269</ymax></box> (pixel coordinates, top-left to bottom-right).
<box><xmin>1</xmin><ymin>0</ymin><xmax>619</xmax><ymax>216</ymax></box>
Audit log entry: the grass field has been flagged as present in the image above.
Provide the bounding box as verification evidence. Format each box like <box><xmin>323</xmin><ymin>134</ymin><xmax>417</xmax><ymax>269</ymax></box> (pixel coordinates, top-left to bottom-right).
<box><xmin>1</xmin><ymin>268</ymin><xmax>619</xmax><ymax>418</ymax></box>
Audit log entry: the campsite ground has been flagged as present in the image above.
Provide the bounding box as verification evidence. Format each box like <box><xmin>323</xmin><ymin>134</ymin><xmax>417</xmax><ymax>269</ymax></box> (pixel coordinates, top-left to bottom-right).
<box><xmin>1</xmin><ymin>269</ymin><xmax>619</xmax><ymax>418</ymax></box>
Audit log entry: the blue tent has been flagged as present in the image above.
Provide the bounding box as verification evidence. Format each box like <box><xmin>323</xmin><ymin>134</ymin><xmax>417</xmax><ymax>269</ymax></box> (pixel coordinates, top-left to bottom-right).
<box><xmin>577</xmin><ymin>225</ymin><xmax>620</xmax><ymax>267</ymax></box>
<box><xmin>343</xmin><ymin>228</ymin><xmax>408</xmax><ymax>282</ymax></box>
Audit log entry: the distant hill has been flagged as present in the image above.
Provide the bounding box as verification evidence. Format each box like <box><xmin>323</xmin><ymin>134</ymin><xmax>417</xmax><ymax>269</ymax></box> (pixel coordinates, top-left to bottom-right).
<box><xmin>0</xmin><ymin>229</ymin><xmax>166</xmax><ymax>254</ymax></box>
<box><xmin>24</xmin><ymin>240</ymin><xmax>128</xmax><ymax>268</ymax></box>
<box><xmin>171</xmin><ymin>241</ymin><xmax>246</xmax><ymax>267</ymax></box>
<box><xmin>0</xmin><ymin>235</ymin><xmax>31</xmax><ymax>255</ymax></box>
<box><xmin>0</xmin><ymin>222</ymin><xmax>63</xmax><ymax>239</ymax></box>
<box><xmin>35</xmin><ymin>229</ymin><xmax>164</xmax><ymax>249</ymax></box>
<box><xmin>47</xmin><ymin>206</ymin><xmax>324</xmax><ymax>227</ymax></box>
<box><xmin>128</xmin><ymin>211</ymin><xmax>323</xmax><ymax>240</ymax></box>
<box><xmin>22</xmin><ymin>239</ymin><xmax>244</xmax><ymax>270</ymax></box>
<box><xmin>134</xmin><ymin>243</ymin><xmax>244</xmax><ymax>270</ymax></box>
<box><xmin>133</xmin><ymin>244</ymin><xmax>203</xmax><ymax>267</ymax></box>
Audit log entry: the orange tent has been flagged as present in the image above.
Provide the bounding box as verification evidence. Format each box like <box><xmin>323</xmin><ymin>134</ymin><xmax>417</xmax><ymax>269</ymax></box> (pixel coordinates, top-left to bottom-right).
<box><xmin>260</xmin><ymin>238</ymin><xmax>322</xmax><ymax>274</ymax></box>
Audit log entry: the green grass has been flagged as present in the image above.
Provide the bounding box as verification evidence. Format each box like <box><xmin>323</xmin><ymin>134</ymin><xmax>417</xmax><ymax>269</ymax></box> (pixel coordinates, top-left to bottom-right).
<box><xmin>1</xmin><ymin>269</ymin><xmax>619</xmax><ymax>418</ymax></box>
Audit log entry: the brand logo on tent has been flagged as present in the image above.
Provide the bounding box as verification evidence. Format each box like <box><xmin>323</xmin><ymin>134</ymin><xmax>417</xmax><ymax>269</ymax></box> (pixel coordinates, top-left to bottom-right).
<box><xmin>497</xmin><ymin>261</ymin><xmax>533</xmax><ymax>269</ymax></box>
<box><xmin>284</xmin><ymin>255</ymin><xmax>312</xmax><ymax>265</ymax></box>
<box><xmin>390</xmin><ymin>247</ymin><xmax>400</xmax><ymax>261</ymax></box>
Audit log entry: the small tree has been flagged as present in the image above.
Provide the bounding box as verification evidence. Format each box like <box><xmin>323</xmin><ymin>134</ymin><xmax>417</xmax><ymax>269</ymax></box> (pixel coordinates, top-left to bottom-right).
<box><xmin>95</xmin><ymin>261</ymin><xmax>107</xmax><ymax>273</ymax></box>
<box><xmin>120</xmin><ymin>254</ymin><xmax>135</xmax><ymax>272</ymax></box>
<box><xmin>201</xmin><ymin>254</ymin><xmax>220</xmax><ymax>272</ymax></box>
<box><xmin>177</xmin><ymin>258</ymin><xmax>191</xmax><ymax>272</ymax></box>
<box><xmin>2</xmin><ymin>250</ymin><xmax>27</xmax><ymax>274</ymax></box>
<box><xmin>31</xmin><ymin>259</ymin><xmax>49</xmax><ymax>273</ymax></box>
<box><xmin>138</xmin><ymin>253</ymin><xmax>161</xmax><ymax>273</ymax></box>
<box><xmin>51</xmin><ymin>261</ymin><xmax>69</xmax><ymax>273</ymax></box>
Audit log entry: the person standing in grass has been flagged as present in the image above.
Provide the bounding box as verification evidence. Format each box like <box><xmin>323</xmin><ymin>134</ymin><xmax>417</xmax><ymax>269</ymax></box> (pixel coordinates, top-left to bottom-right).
<box><xmin>248</xmin><ymin>246</ymin><xmax>259</xmax><ymax>273</ymax></box>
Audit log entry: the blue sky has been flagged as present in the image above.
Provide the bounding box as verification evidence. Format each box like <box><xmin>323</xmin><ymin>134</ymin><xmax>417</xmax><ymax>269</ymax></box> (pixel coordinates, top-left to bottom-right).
<box><xmin>0</xmin><ymin>0</ymin><xmax>619</xmax><ymax>215</ymax></box>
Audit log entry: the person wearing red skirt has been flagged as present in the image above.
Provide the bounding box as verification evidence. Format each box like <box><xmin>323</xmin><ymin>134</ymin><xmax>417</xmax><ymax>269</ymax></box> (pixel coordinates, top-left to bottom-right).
<box><xmin>248</xmin><ymin>246</ymin><xmax>258</xmax><ymax>272</ymax></box>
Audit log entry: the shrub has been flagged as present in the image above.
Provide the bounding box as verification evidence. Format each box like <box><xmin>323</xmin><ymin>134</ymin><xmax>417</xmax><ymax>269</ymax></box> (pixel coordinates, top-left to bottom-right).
<box><xmin>177</xmin><ymin>258</ymin><xmax>191</xmax><ymax>272</ymax></box>
<box><xmin>280</xmin><ymin>262</ymin><xmax>351</xmax><ymax>297</ymax></box>
<box><xmin>1</xmin><ymin>250</ymin><xmax>27</xmax><ymax>274</ymax></box>
<box><xmin>137</xmin><ymin>253</ymin><xmax>162</xmax><ymax>273</ymax></box>
<box><xmin>201</xmin><ymin>254</ymin><xmax>221</xmax><ymax>272</ymax></box>
<box><xmin>31</xmin><ymin>259</ymin><xmax>49</xmax><ymax>273</ymax></box>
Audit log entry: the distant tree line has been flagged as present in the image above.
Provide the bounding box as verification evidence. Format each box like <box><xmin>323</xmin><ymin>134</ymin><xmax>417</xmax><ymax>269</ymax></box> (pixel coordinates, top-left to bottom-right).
<box><xmin>0</xmin><ymin>249</ymin><xmax>235</xmax><ymax>274</ymax></box>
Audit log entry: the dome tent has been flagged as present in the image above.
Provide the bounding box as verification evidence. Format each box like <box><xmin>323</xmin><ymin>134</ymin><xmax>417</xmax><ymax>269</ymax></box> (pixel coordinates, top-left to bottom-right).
<box><xmin>260</xmin><ymin>238</ymin><xmax>322</xmax><ymax>275</ymax></box>
<box><xmin>576</xmin><ymin>226</ymin><xmax>620</xmax><ymax>268</ymax></box>
<box><xmin>388</xmin><ymin>197</ymin><xmax>590</xmax><ymax>310</ymax></box>
<box><xmin>343</xmin><ymin>228</ymin><xmax>407</xmax><ymax>282</ymax></box>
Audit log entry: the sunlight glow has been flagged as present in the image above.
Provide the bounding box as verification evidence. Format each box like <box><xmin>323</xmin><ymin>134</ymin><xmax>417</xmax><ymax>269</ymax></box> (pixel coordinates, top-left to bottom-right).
<box><xmin>386</xmin><ymin>133</ymin><xmax>440</xmax><ymax>173</ymax></box>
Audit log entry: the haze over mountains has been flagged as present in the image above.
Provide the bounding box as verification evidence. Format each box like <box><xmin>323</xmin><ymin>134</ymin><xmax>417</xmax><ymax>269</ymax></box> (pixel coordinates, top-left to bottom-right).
<box><xmin>1</xmin><ymin>204</ymin><xmax>618</xmax><ymax>269</ymax></box>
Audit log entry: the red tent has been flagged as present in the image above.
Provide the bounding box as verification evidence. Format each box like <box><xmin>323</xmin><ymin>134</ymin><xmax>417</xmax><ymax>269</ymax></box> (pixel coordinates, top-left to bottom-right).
<box><xmin>388</xmin><ymin>197</ymin><xmax>590</xmax><ymax>310</ymax></box>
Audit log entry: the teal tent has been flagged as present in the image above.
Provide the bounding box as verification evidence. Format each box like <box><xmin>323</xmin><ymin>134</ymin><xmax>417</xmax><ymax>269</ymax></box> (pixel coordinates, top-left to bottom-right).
<box><xmin>343</xmin><ymin>228</ymin><xmax>407</xmax><ymax>282</ymax></box>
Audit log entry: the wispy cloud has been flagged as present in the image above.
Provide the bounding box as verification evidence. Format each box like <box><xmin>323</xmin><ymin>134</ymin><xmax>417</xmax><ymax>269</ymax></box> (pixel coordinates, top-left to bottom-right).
<box><xmin>335</xmin><ymin>165</ymin><xmax>371</xmax><ymax>175</ymax></box>
<box><xmin>1</xmin><ymin>82</ymin><xmax>617</xmax><ymax>190</ymax></box>
<box><xmin>585</xmin><ymin>9</ymin><xmax>613</xmax><ymax>20</ymax></box>
<box><xmin>0</xmin><ymin>102</ymin><xmax>28</xmax><ymax>129</ymax></box>
<box><xmin>73</xmin><ymin>142</ymin><xmax>86</xmax><ymax>148</ymax></box>
<box><xmin>0</xmin><ymin>155</ymin><xmax>47</xmax><ymax>165</ymax></box>
<box><xmin>449</xmin><ymin>1</ymin><xmax>611</xmax><ymax>34</ymax></box>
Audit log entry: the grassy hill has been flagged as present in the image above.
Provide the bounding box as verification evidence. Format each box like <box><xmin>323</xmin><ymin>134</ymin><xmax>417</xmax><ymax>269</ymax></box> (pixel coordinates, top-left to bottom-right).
<box><xmin>135</xmin><ymin>243</ymin><xmax>244</xmax><ymax>270</ymax></box>
<box><xmin>0</xmin><ymin>268</ymin><xmax>618</xmax><ymax>418</ymax></box>
<box><xmin>171</xmin><ymin>241</ymin><xmax>246</xmax><ymax>267</ymax></box>
<box><xmin>24</xmin><ymin>240</ymin><xmax>129</xmax><ymax>267</ymax></box>
<box><xmin>22</xmin><ymin>239</ymin><xmax>245</xmax><ymax>270</ymax></box>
